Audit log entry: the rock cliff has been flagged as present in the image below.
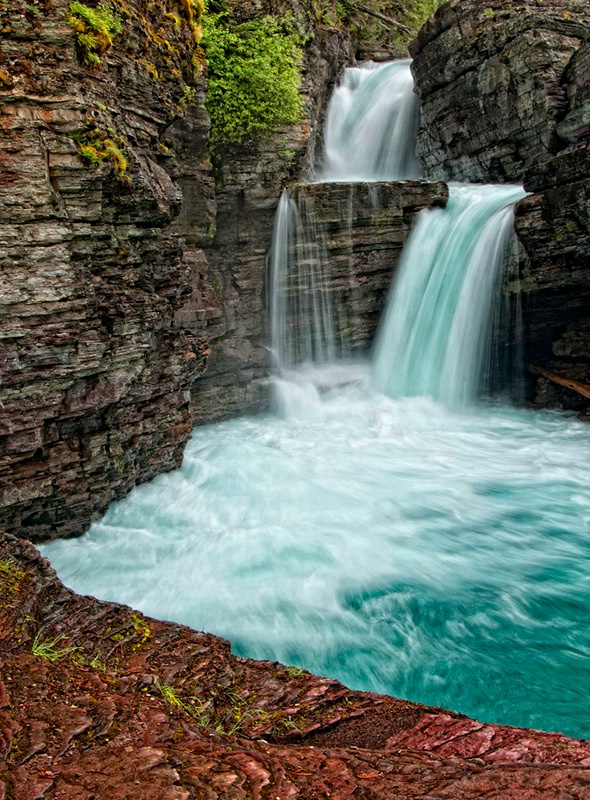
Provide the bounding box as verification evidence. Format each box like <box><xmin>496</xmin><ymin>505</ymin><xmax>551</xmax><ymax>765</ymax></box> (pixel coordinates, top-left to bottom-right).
<box><xmin>0</xmin><ymin>0</ymin><xmax>215</xmax><ymax>541</ymax></box>
<box><xmin>411</xmin><ymin>0</ymin><xmax>590</xmax><ymax>412</ymax></box>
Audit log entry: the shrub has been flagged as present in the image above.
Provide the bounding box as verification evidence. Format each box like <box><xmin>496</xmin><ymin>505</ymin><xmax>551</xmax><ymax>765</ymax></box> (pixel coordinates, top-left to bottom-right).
<box><xmin>202</xmin><ymin>12</ymin><xmax>303</xmax><ymax>146</ymax></box>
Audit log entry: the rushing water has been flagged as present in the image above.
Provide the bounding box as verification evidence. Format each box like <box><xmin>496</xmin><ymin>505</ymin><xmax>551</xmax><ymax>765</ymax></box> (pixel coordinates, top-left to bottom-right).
<box><xmin>317</xmin><ymin>60</ymin><xmax>421</xmax><ymax>182</ymax></box>
<box><xmin>43</xmin><ymin>369</ymin><xmax>590</xmax><ymax>740</ymax></box>
<box><xmin>41</xmin><ymin>60</ymin><xmax>590</xmax><ymax>740</ymax></box>
<box><xmin>372</xmin><ymin>183</ymin><xmax>527</xmax><ymax>404</ymax></box>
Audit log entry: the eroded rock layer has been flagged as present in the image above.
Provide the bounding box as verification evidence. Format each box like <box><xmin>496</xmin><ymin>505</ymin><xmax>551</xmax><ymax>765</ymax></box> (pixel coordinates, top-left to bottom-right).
<box><xmin>2</xmin><ymin>534</ymin><xmax>590</xmax><ymax>799</ymax></box>
<box><xmin>0</xmin><ymin>0</ymin><xmax>213</xmax><ymax>541</ymax></box>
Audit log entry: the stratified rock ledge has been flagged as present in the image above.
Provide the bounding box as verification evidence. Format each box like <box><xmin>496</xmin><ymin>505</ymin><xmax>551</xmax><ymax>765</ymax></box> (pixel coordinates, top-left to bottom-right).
<box><xmin>1</xmin><ymin>533</ymin><xmax>589</xmax><ymax>799</ymax></box>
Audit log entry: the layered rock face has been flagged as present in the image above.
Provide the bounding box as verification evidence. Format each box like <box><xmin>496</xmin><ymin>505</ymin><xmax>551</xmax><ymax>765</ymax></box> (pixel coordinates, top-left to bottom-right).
<box><xmin>411</xmin><ymin>0</ymin><xmax>590</xmax><ymax>412</ymax></box>
<box><xmin>410</xmin><ymin>0</ymin><xmax>588</xmax><ymax>183</ymax></box>
<box><xmin>0</xmin><ymin>0</ymin><xmax>212</xmax><ymax>540</ymax></box>
<box><xmin>277</xmin><ymin>181</ymin><xmax>448</xmax><ymax>362</ymax></box>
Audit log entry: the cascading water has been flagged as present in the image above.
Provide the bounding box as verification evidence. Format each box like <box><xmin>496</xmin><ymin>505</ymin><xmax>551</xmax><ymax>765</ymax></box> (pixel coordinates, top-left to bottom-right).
<box><xmin>268</xmin><ymin>58</ymin><xmax>423</xmax><ymax>374</ymax></box>
<box><xmin>269</xmin><ymin>190</ymin><xmax>337</xmax><ymax>373</ymax></box>
<box><xmin>372</xmin><ymin>183</ymin><xmax>527</xmax><ymax>405</ymax></box>
<box><xmin>317</xmin><ymin>59</ymin><xmax>421</xmax><ymax>182</ymax></box>
<box><xmin>41</xmin><ymin>61</ymin><xmax>590</xmax><ymax>740</ymax></box>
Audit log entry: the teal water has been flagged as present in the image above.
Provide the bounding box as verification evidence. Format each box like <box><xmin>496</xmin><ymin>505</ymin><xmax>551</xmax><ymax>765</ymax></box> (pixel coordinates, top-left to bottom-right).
<box><xmin>372</xmin><ymin>183</ymin><xmax>527</xmax><ymax>404</ymax></box>
<box><xmin>42</xmin><ymin>368</ymin><xmax>590</xmax><ymax>740</ymax></box>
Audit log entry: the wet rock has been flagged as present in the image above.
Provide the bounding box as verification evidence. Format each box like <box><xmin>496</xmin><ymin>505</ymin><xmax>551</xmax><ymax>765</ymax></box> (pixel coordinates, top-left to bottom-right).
<box><xmin>2</xmin><ymin>533</ymin><xmax>590</xmax><ymax>799</ymax></box>
<box><xmin>410</xmin><ymin>0</ymin><xmax>589</xmax><ymax>183</ymax></box>
<box><xmin>280</xmin><ymin>180</ymin><xmax>449</xmax><ymax>358</ymax></box>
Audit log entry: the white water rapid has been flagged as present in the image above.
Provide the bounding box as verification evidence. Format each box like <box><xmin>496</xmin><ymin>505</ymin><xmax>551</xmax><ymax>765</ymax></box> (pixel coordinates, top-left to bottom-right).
<box><xmin>42</xmin><ymin>61</ymin><xmax>590</xmax><ymax>741</ymax></box>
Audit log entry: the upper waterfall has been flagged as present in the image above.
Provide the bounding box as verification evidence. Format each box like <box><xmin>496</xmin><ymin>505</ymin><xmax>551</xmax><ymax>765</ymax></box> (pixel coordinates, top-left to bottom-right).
<box><xmin>316</xmin><ymin>60</ymin><xmax>421</xmax><ymax>182</ymax></box>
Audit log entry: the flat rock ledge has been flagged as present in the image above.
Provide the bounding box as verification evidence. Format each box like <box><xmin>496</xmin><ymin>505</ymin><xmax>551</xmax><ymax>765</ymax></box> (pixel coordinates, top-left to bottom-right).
<box><xmin>1</xmin><ymin>534</ymin><xmax>589</xmax><ymax>799</ymax></box>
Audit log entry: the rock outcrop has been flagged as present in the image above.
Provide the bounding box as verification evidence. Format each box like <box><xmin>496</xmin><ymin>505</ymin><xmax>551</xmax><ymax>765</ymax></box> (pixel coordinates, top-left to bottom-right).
<box><xmin>411</xmin><ymin>0</ymin><xmax>590</xmax><ymax>412</ymax></box>
<box><xmin>0</xmin><ymin>0</ymin><xmax>213</xmax><ymax>541</ymax></box>
<box><xmin>410</xmin><ymin>0</ymin><xmax>589</xmax><ymax>183</ymax></box>
<box><xmin>2</xmin><ymin>532</ymin><xmax>590</xmax><ymax>799</ymax></box>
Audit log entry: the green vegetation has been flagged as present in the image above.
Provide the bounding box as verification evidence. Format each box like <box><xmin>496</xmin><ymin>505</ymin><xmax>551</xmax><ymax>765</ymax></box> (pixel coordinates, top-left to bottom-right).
<box><xmin>130</xmin><ymin>611</ymin><xmax>151</xmax><ymax>649</ymax></box>
<box><xmin>0</xmin><ymin>557</ymin><xmax>25</xmax><ymax>592</ymax></box>
<box><xmin>339</xmin><ymin>0</ymin><xmax>445</xmax><ymax>46</ymax></box>
<box><xmin>202</xmin><ymin>10</ymin><xmax>303</xmax><ymax>146</ymax></box>
<box><xmin>32</xmin><ymin>632</ymin><xmax>79</xmax><ymax>662</ymax></box>
<box><xmin>67</xmin><ymin>1</ymin><xmax>122</xmax><ymax>66</ymax></box>
<box><xmin>70</xmin><ymin>128</ymin><xmax>130</xmax><ymax>182</ymax></box>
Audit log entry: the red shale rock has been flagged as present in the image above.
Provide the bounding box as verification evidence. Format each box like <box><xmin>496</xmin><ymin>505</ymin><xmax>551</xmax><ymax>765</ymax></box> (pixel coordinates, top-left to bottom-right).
<box><xmin>1</xmin><ymin>533</ymin><xmax>589</xmax><ymax>799</ymax></box>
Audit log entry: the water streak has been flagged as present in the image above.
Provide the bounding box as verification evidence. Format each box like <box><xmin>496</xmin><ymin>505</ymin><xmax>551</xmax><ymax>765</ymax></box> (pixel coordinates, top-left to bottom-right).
<box><xmin>268</xmin><ymin>190</ymin><xmax>338</xmax><ymax>373</ymax></box>
<box><xmin>372</xmin><ymin>184</ymin><xmax>527</xmax><ymax>404</ymax></box>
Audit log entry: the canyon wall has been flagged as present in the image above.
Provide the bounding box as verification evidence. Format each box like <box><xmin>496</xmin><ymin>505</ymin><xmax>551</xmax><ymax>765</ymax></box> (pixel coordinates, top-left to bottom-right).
<box><xmin>411</xmin><ymin>0</ymin><xmax>590</xmax><ymax>412</ymax></box>
<box><xmin>0</xmin><ymin>0</ymin><xmax>215</xmax><ymax>541</ymax></box>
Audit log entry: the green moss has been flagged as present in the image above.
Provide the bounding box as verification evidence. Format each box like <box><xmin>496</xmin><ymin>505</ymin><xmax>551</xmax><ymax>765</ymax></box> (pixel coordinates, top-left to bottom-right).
<box><xmin>130</xmin><ymin>611</ymin><xmax>151</xmax><ymax>649</ymax></box>
<box><xmin>555</xmin><ymin>219</ymin><xmax>579</xmax><ymax>242</ymax></box>
<box><xmin>70</xmin><ymin>128</ymin><xmax>130</xmax><ymax>182</ymax></box>
<box><xmin>67</xmin><ymin>1</ymin><xmax>122</xmax><ymax>66</ymax></box>
<box><xmin>202</xmin><ymin>10</ymin><xmax>303</xmax><ymax>146</ymax></box>
<box><xmin>0</xmin><ymin>557</ymin><xmax>26</xmax><ymax>592</ymax></box>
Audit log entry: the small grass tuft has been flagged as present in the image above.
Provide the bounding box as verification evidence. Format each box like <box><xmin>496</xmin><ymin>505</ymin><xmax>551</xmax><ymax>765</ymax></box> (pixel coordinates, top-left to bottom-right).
<box><xmin>32</xmin><ymin>632</ymin><xmax>80</xmax><ymax>662</ymax></box>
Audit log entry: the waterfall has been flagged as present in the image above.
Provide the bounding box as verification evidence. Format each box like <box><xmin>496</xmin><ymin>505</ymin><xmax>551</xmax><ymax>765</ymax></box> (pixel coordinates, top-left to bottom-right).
<box><xmin>268</xmin><ymin>190</ymin><xmax>337</xmax><ymax>374</ymax></box>
<box><xmin>269</xmin><ymin>59</ymin><xmax>422</xmax><ymax>375</ymax></box>
<box><xmin>317</xmin><ymin>60</ymin><xmax>421</xmax><ymax>182</ymax></box>
<box><xmin>270</xmin><ymin>59</ymin><xmax>525</xmax><ymax>407</ymax></box>
<box><xmin>371</xmin><ymin>184</ymin><xmax>527</xmax><ymax>405</ymax></box>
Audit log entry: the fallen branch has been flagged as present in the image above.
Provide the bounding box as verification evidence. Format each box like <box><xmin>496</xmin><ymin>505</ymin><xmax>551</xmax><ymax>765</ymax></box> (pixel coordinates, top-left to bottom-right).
<box><xmin>353</xmin><ymin>3</ymin><xmax>413</xmax><ymax>35</ymax></box>
<box><xmin>528</xmin><ymin>364</ymin><xmax>590</xmax><ymax>399</ymax></box>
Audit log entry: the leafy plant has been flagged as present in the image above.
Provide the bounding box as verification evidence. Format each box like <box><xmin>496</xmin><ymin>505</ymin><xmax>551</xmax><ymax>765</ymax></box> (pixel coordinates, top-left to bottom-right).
<box><xmin>202</xmin><ymin>12</ymin><xmax>303</xmax><ymax>146</ymax></box>
<box><xmin>67</xmin><ymin>1</ymin><xmax>122</xmax><ymax>66</ymax></box>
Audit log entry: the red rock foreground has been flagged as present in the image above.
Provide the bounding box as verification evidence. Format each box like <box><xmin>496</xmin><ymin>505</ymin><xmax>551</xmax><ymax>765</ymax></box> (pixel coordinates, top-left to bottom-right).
<box><xmin>1</xmin><ymin>534</ymin><xmax>589</xmax><ymax>799</ymax></box>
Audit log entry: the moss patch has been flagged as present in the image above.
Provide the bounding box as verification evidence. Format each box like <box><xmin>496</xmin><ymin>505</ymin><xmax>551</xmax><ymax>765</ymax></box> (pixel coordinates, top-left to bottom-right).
<box><xmin>67</xmin><ymin>1</ymin><xmax>123</xmax><ymax>66</ymax></box>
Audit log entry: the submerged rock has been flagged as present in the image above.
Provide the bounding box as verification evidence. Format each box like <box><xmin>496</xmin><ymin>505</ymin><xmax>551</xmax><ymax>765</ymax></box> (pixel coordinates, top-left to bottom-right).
<box><xmin>1</xmin><ymin>533</ymin><xmax>590</xmax><ymax>799</ymax></box>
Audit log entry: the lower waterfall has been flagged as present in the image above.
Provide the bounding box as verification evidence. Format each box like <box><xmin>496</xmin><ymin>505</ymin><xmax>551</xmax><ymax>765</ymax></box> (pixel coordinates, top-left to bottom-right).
<box><xmin>42</xmin><ymin>186</ymin><xmax>590</xmax><ymax>741</ymax></box>
<box><xmin>372</xmin><ymin>183</ymin><xmax>527</xmax><ymax>404</ymax></box>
